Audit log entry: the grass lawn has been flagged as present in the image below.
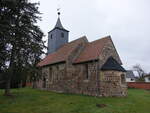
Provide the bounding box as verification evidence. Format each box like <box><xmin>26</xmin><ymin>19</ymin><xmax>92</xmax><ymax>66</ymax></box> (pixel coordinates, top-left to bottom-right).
<box><xmin>0</xmin><ymin>88</ymin><xmax>150</xmax><ymax>113</ymax></box>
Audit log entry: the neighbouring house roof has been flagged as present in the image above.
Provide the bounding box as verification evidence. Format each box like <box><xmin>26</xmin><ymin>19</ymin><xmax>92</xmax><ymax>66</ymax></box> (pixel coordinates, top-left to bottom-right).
<box><xmin>144</xmin><ymin>74</ymin><xmax>150</xmax><ymax>78</ymax></box>
<box><xmin>101</xmin><ymin>57</ymin><xmax>126</xmax><ymax>72</ymax></box>
<box><xmin>74</xmin><ymin>36</ymin><xmax>111</xmax><ymax>64</ymax></box>
<box><xmin>126</xmin><ymin>70</ymin><xmax>135</xmax><ymax>78</ymax></box>
<box><xmin>37</xmin><ymin>36</ymin><xmax>87</xmax><ymax>67</ymax></box>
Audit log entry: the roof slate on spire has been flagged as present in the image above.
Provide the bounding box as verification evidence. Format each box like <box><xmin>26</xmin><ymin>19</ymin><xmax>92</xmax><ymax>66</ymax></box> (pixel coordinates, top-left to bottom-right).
<box><xmin>48</xmin><ymin>12</ymin><xmax>69</xmax><ymax>33</ymax></box>
<box><xmin>48</xmin><ymin>17</ymin><xmax>69</xmax><ymax>32</ymax></box>
<box><xmin>55</xmin><ymin>17</ymin><xmax>64</xmax><ymax>29</ymax></box>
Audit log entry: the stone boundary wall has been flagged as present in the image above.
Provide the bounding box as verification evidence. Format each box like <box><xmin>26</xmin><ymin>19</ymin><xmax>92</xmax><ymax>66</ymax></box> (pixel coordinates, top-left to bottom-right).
<box><xmin>26</xmin><ymin>82</ymin><xmax>32</xmax><ymax>87</ymax></box>
<box><xmin>127</xmin><ymin>82</ymin><xmax>150</xmax><ymax>90</ymax></box>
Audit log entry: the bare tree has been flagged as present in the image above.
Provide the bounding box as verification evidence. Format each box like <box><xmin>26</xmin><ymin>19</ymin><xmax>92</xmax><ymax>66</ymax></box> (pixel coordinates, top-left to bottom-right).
<box><xmin>133</xmin><ymin>64</ymin><xmax>145</xmax><ymax>78</ymax></box>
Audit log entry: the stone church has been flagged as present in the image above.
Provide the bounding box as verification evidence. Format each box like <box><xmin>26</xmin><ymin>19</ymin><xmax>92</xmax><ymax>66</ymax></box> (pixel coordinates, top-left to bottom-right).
<box><xmin>36</xmin><ymin>13</ymin><xmax>127</xmax><ymax>97</ymax></box>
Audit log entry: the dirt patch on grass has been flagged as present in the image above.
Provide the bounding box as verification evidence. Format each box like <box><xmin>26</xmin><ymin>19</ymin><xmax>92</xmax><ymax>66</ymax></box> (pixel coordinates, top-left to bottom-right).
<box><xmin>3</xmin><ymin>93</ymin><xmax>16</xmax><ymax>99</ymax></box>
<box><xmin>96</xmin><ymin>104</ymin><xmax>107</xmax><ymax>108</ymax></box>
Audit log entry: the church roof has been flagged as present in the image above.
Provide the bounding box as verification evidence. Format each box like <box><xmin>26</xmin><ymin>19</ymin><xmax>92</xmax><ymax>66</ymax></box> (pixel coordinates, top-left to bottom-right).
<box><xmin>37</xmin><ymin>36</ymin><xmax>121</xmax><ymax>67</ymax></box>
<box><xmin>144</xmin><ymin>74</ymin><xmax>150</xmax><ymax>78</ymax></box>
<box><xmin>101</xmin><ymin>57</ymin><xmax>126</xmax><ymax>72</ymax></box>
<box><xmin>74</xmin><ymin>36</ymin><xmax>111</xmax><ymax>64</ymax></box>
<box><xmin>37</xmin><ymin>36</ymin><xmax>87</xmax><ymax>67</ymax></box>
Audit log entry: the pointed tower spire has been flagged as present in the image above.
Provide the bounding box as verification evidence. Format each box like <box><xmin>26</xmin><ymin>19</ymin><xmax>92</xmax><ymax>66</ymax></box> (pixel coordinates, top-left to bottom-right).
<box><xmin>54</xmin><ymin>16</ymin><xmax>64</xmax><ymax>29</ymax></box>
<box><xmin>54</xmin><ymin>9</ymin><xmax>67</xmax><ymax>31</ymax></box>
<box><xmin>47</xmin><ymin>10</ymin><xmax>69</xmax><ymax>54</ymax></box>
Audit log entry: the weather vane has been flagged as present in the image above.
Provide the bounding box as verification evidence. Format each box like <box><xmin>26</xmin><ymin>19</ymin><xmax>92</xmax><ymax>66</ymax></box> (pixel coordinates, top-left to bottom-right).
<box><xmin>57</xmin><ymin>0</ymin><xmax>61</xmax><ymax>16</ymax></box>
<box><xmin>57</xmin><ymin>8</ymin><xmax>61</xmax><ymax>16</ymax></box>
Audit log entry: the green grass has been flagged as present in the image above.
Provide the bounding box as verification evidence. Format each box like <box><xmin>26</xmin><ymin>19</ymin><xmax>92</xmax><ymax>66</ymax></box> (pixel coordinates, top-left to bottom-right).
<box><xmin>0</xmin><ymin>88</ymin><xmax>150</xmax><ymax>113</ymax></box>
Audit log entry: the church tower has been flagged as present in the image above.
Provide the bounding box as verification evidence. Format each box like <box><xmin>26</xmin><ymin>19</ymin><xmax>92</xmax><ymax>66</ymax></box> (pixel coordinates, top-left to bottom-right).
<box><xmin>48</xmin><ymin>12</ymin><xmax>69</xmax><ymax>54</ymax></box>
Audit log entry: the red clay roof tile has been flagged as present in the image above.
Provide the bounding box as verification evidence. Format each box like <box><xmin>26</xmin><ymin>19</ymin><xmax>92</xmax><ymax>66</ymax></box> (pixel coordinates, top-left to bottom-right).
<box><xmin>37</xmin><ymin>36</ymin><xmax>87</xmax><ymax>67</ymax></box>
<box><xmin>74</xmin><ymin>36</ymin><xmax>111</xmax><ymax>64</ymax></box>
<box><xmin>37</xmin><ymin>36</ymin><xmax>111</xmax><ymax>67</ymax></box>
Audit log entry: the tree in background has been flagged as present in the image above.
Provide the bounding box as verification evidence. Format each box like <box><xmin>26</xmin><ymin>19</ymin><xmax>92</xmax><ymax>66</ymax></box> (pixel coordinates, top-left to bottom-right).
<box><xmin>133</xmin><ymin>64</ymin><xmax>145</xmax><ymax>81</ymax></box>
<box><xmin>0</xmin><ymin>0</ymin><xmax>46</xmax><ymax>96</ymax></box>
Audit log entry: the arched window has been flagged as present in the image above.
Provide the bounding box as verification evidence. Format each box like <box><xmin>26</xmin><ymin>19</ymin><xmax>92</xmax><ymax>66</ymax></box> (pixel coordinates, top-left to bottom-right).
<box><xmin>50</xmin><ymin>34</ymin><xmax>53</xmax><ymax>39</ymax></box>
<box><xmin>49</xmin><ymin>67</ymin><xmax>52</xmax><ymax>82</ymax></box>
<box><xmin>56</xmin><ymin>65</ymin><xmax>59</xmax><ymax>81</ymax></box>
<box><xmin>43</xmin><ymin>77</ymin><xmax>46</xmax><ymax>88</ymax></box>
<box><xmin>85</xmin><ymin>64</ymin><xmax>89</xmax><ymax>79</ymax></box>
<box><xmin>121</xmin><ymin>74</ymin><xmax>126</xmax><ymax>84</ymax></box>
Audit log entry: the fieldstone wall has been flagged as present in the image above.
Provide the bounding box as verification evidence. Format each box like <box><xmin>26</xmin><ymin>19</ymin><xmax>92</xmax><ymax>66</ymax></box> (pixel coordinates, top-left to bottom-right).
<box><xmin>36</xmin><ymin>62</ymin><xmax>127</xmax><ymax>97</ymax></box>
<box><xmin>99</xmin><ymin>71</ymin><xmax>127</xmax><ymax>97</ymax></box>
<box><xmin>35</xmin><ymin>38</ymin><xmax>127</xmax><ymax>97</ymax></box>
<box><xmin>35</xmin><ymin>63</ymin><xmax>66</xmax><ymax>92</ymax></box>
<box><xmin>72</xmin><ymin>61</ymin><xmax>99</xmax><ymax>96</ymax></box>
<box><xmin>36</xmin><ymin>61</ymin><xmax>100</xmax><ymax>96</ymax></box>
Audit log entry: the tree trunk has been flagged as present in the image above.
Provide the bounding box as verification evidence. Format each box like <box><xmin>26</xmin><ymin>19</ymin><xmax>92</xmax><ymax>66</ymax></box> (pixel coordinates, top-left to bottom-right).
<box><xmin>4</xmin><ymin>46</ymin><xmax>15</xmax><ymax>96</ymax></box>
<box><xmin>4</xmin><ymin>78</ymin><xmax>11</xmax><ymax>96</ymax></box>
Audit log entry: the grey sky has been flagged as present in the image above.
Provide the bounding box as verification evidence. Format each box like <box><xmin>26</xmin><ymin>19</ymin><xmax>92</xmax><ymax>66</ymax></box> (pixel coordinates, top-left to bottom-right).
<box><xmin>32</xmin><ymin>0</ymin><xmax>150</xmax><ymax>72</ymax></box>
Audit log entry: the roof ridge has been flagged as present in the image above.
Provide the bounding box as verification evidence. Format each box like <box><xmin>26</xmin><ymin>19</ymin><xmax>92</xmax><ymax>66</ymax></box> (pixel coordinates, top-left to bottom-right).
<box><xmin>90</xmin><ymin>35</ymin><xmax>111</xmax><ymax>44</ymax></box>
<box><xmin>70</xmin><ymin>36</ymin><xmax>87</xmax><ymax>43</ymax></box>
<box><xmin>62</xmin><ymin>36</ymin><xmax>88</xmax><ymax>46</ymax></box>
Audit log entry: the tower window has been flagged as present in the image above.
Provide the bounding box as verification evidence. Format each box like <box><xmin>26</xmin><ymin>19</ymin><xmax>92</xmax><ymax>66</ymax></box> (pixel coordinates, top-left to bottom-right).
<box><xmin>51</xmin><ymin>34</ymin><xmax>53</xmax><ymax>39</ymax></box>
<box><xmin>61</xmin><ymin>32</ymin><xmax>64</xmax><ymax>38</ymax></box>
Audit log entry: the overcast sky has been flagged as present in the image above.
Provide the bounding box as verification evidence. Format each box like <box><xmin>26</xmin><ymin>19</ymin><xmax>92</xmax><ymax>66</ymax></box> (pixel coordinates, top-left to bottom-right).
<box><xmin>32</xmin><ymin>0</ymin><xmax>150</xmax><ymax>73</ymax></box>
